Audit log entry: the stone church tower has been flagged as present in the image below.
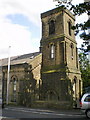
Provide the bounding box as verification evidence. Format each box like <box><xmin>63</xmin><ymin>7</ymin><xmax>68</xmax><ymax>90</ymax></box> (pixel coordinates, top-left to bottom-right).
<box><xmin>40</xmin><ymin>6</ymin><xmax>82</xmax><ymax>106</ymax></box>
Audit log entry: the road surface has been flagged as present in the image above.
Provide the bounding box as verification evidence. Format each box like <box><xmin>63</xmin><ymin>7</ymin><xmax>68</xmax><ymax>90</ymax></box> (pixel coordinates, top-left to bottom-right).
<box><xmin>1</xmin><ymin>106</ymin><xmax>87</xmax><ymax>120</ymax></box>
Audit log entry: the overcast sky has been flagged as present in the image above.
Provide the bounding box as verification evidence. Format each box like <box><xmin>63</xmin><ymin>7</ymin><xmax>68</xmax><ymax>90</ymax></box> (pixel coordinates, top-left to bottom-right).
<box><xmin>0</xmin><ymin>0</ymin><xmax>88</xmax><ymax>59</ymax></box>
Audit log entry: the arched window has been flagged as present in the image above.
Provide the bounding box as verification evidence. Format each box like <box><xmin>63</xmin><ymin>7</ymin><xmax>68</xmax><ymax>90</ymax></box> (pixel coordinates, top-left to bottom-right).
<box><xmin>11</xmin><ymin>75</ymin><xmax>18</xmax><ymax>102</ymax></box>
<box><xmin>49</xmin><ymin>20</ymin><xmax>55</xmax><ymax>35</ymax></box>
<box><xmin>50</xmin><ymin>44</ymin><xmax>55</xmax><ymax>59</ymax></box>
<box><xmin>76</xmin><ymin>47</ymin><xmax>78</xmax><ymax>68</ymax></box>
<box><xmin>68</xmin><ymin>21</ymin><xmax>72</xmax><ymax>36</ymax></box>
<box><xmin>42</xmin><ymin>21</ymin><xmax>45</xmax><ymax>37</ymax></box>
<box><xmin>73</xmin><ymin>76</ymin><xmax>77</xmax><ymax>100</ymax></box>
<box><xmin>74</xmin><ymin>76</ymin><xmax>77</xmax><ymax>84</ymax></box>
<box><xmin>71</xmin><ymin>43</ymin><xmax>74</xmax><ymax>59</ymax></box>
<box><xmin>13</xmin><ymin>78</ymin><xmax>16</xmax><ymax>92</ymax></box>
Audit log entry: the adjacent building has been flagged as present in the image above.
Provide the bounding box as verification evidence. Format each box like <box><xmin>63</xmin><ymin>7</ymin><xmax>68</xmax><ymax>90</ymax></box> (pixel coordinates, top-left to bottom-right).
<box><xmin>2</xmin><ymin>52</ymin><xmax>42</xmax><ymax>105</ymax></box>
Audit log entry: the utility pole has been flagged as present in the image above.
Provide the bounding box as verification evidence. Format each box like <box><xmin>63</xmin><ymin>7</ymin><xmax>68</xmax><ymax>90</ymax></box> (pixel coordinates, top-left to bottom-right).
<box><xmin>6</xmin><ymin>46</ymin><xmax>11</xmax><ymax>105</ymax></box>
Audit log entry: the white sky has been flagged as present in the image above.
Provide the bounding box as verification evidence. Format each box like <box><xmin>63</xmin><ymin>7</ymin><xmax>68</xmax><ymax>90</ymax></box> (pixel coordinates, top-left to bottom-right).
<box><xmin>0</xmin><ymin>0</ymin><xmax>88</xmax><ymax>59</ymax></box>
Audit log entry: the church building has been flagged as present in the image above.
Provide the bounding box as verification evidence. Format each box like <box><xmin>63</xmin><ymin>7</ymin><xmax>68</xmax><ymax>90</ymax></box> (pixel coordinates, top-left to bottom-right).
<box><xmin>1</xmin><ymin>6</ymin><xmax>82</xmax><ymax>108</ymax></box>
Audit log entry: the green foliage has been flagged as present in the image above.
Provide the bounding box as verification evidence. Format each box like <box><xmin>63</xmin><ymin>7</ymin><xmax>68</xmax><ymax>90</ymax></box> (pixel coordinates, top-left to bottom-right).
<box><xmin>56</xmin><ymin>1</ymin><xmax>90</xmax><ymax>52</ymax></box>
<box><xmin>69</xmin><ymin>2</ymin><xmax>90</xmax><ymax>15</ymax></box>
<box><xmin>79</xmin><ymin>50</ymin><xmax>90</xmax><ymax>88</ymax></box>
<box><xmin>69</xmin><ymin>2</ymin><xmax>90</xmax><ymax>52</ymax></box>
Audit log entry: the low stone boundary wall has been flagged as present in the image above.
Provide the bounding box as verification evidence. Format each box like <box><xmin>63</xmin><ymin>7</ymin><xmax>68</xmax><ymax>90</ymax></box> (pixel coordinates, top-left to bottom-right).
<box><xmin>31</xmin><ymin>100</ymin><xmax>73</xmax><ymax>110</ymax></box>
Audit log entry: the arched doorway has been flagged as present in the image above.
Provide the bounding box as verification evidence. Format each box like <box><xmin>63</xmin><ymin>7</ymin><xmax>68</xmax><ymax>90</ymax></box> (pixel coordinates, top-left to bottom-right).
<box><xmin>47</xmin><ymin>90</ymin><xmax>58</xmax><ymax>101</ymax></box>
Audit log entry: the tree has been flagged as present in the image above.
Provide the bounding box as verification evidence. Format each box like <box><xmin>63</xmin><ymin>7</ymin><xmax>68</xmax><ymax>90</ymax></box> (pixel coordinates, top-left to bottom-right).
<box><xmin>56</xmin><ymin>0</ymin><xmax>90</xmax><ymax>52</ymax></box>
<box><xmin>19</xmin><ymin>63</ymin><xmax>36</xmax><ymax>107</ymax></box>
<box><xmin>79</xmin><ymin>46</ymin><xmax>90</xmax><ymax>91</ymax></box>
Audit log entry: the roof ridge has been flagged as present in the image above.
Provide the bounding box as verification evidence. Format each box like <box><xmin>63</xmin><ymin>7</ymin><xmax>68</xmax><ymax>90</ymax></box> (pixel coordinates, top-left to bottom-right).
<box><xmin>11</xmin><ymin>52</ymin><xmax>40</xmax><ymax>61</ymax></box>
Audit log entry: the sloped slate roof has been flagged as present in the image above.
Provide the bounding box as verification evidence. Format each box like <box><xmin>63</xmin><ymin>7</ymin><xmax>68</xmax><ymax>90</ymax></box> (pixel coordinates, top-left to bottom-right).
<box><xmin>12</xmin><ymin>52</ymin><xmax>40</xmax><ymax>61</ymax></box>
<box><xmin>1</xmin><ymin>52</ymin><xmax>41</xmax><ymax>66</ymax></box>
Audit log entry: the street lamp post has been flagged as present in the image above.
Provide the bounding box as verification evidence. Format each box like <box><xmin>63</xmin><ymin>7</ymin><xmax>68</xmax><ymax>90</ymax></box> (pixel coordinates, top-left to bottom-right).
<box><xmin>6</xmin><ymin>46</ymin><xmax>11</xmax><ymax>105</ymax></box>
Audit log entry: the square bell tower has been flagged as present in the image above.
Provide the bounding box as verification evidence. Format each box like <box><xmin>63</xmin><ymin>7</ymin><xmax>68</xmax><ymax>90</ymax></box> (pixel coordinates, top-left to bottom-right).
<box><xmin>40</xmin><ymin>6</ymin><xmax>82</xmax><ymax>107</ymax></box>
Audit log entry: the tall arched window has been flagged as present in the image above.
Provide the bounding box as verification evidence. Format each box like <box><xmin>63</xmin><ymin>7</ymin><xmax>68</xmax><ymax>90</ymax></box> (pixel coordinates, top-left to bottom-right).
<box><xmin>73</xmin><ymin>76</ymin><xmax>77</xmax><ymax>100</ymax></box>
<box><xmin>50</xmin><ymin>44</ymin><xmax>55</xmax><ymax>59</ymax></box>
<box><xmin>71</xmin><ymin>43</ymin><xmax>74</xmax><ymax>59</ymax></box>
<box><xmin>13</xmin><ymin>78</ymin><xmax>16</xmax><ymax>92</ymax></box>
<box><xmin>76</xmin><ymin>47</ymin><xmax>78</xmax><ymax>68</ymax></box>
<box><xmin>42</xmin><ymin>21</ymin><xmax>45</xmax><ymax>37</ymax></box>
<box><xmin>49</xmin><ymin>20</ymin><xmax>55</xmax><ymax>35</ymax></box>
<box><xmin>68</xmin><ymin>21</ymin><xmax>72</xmax><ymax>36</ymax></box>
<box><xmin>11</xmin><ymin>75</ymin><xmax>18</xmax><ymax>102</ymax></box>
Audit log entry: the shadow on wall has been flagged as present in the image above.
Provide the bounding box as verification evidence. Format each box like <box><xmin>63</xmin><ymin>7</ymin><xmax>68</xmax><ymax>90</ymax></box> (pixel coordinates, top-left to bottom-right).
<box><xmin>40</xmin><ymin>65</ymin><xmax>75</xmax><ymax>108</ymax></box>
<box><xmin>18</xmin><ymin>63</ymin><xmax>37</xmax><ymax>107</ymax></box>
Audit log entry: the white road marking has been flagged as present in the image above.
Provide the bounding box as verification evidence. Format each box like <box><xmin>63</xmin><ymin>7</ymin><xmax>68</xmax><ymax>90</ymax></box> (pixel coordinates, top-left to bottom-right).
<box><xmin>4</xmin><ymin>107</ymin><xmax>85</xmax><ymax>117</ymax></box>
<box><xmin>5</xmin><ymin>107</ymin><xmax>54</xmax><ymax>112</ymax></box>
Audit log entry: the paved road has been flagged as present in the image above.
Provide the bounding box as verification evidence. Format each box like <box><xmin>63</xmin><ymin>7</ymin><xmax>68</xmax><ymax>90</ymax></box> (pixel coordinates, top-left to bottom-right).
<box><xmin>1</xmin><ymin>106</ymin><xmax>87</xmax><ymax>120</ymax></box>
